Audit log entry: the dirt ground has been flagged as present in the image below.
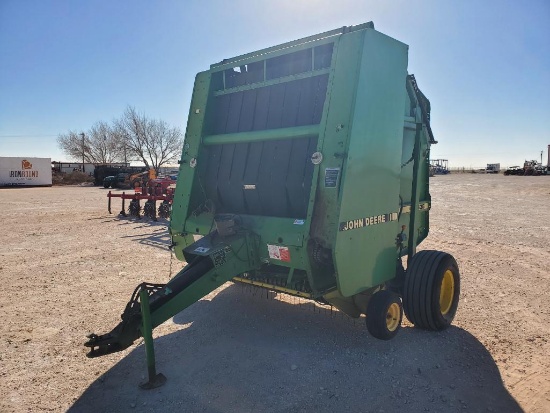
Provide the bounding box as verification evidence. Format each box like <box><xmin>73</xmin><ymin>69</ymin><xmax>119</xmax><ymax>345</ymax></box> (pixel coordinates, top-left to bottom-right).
<box><xmin>0</xmin><ymin>173</ymin><xmax>549</xmax><ymax>413</ymax></box>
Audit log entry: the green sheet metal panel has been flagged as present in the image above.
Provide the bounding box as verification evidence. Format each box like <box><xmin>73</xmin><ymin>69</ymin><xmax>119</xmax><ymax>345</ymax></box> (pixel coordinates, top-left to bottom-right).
<box><xmin>170</xmin><ymin>71</ymin><xmax>212</xmax><ymax>260</ymax></box>
<box><xmin>308</xmin><ymin>30</ymin><xmax>363</xmax><ymax>247</ymax></box>
<box><xmin>334</xmin><ymin>29</ymin><xmax>408</xmax><ymax>297</ymax></box>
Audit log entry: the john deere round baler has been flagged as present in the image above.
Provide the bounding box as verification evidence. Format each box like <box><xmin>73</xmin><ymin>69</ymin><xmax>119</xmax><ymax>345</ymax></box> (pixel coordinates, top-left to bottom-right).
<box><xmin>86</xmin><ymin>22</ymin><xmax>460</xmax><ymax>387</ymax></box>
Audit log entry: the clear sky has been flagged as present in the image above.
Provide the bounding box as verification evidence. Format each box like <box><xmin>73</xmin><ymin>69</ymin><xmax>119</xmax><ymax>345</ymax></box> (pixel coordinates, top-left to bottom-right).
<box><xmin>1</xmin><ymin>0</ymin><xmax>549</xmax><ymax>168</ymax></box>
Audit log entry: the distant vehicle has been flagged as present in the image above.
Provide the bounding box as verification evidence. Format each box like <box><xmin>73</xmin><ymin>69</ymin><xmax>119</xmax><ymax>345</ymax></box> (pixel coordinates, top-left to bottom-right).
<box><xmin>503</xmin><ymin>166</ymin><xmax>522</xmax><ymax>176</ymax></box>
<box><xmin>504</xmin><ymin>161</ymin><xmax>545</xmax><ymax>176</ymax></box>
<box><xmin>103</xmin><ymin>169</ymin><xmax>156</xmax><ymax>188</ymax></box>
<box><xmin>93</xmin><ymin>165</ymin><xmax>145</xmax><ymax>186</ymax></box>
<box><xmin>486</xmin><ymin>163</ymin><xmax>500</xmax><ymax>174</ymax></box>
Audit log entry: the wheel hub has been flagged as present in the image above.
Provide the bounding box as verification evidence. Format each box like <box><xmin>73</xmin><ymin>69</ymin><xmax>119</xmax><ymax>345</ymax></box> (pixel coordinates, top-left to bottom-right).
<box><xmin>439</xmin><ymin>269</ymin><xmax>455</xmax><ymax>315</ymax></box>
<box><xmin>386</xmin><ymin>302</ymin><xmax>400</xmax><ymax>332</ymax></box>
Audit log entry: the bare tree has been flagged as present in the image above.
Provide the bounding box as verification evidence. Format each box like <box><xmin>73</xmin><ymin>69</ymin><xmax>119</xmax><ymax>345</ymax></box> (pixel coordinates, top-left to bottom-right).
<box><xmin>86</xmin><ymin>121</ymin><xmax>124</xmax><ymax>163</ymax></box>
<box><xmin>57</xmin><ymin>130</ymin><xmax>88</xmax><ymax>162</ymax></box>
<box><xmin>115</xmin><ymin>106</ymin><xmax>183</xmax><ymax>171</ymax></box>
<box><xmin>57</xmin><ymin>122</ymin><xmax>124</xmax><ymax>164</ymax></box>
<box><xmin>58</xmin><ymin>107</ymin><xmax>183</xmax><ymax>170</ymax></box>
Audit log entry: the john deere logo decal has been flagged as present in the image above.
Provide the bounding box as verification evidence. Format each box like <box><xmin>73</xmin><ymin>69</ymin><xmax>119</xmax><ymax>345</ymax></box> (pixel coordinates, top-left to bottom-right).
<box><xmin>339</xmin><ymin>212</ymin><xmax>399</xmax><ymax>231</ymax></box>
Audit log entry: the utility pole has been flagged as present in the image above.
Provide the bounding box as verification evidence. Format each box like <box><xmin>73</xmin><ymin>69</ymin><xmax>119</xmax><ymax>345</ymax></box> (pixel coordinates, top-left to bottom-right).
<box><xmin>541</xmin><ymin>150</ymin><xmax>543</xmax><ymax>165</ymax></box>
<box><xmin>103</xmin><ymin>134</ymin><xmax>107</xmax><ymax>164</ymax></box>
<box><xmin>80</xmin><ymin>132</ymin><xmax>85</xmax><ymax>173</ymax></box>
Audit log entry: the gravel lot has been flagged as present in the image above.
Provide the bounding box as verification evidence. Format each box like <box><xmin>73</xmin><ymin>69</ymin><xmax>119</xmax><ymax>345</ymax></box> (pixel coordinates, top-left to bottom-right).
<box><xmin>1</xmin><ymin>174</ymin><xmax>549</xmax><ymax>412</ymax></box>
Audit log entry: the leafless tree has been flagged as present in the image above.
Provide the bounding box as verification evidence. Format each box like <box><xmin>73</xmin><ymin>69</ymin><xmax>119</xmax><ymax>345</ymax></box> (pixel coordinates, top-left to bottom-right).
<box><xmin>57</xmin><ymin>122</ymin><xmax>124</xmax><ymax>164</ymax></box>
<box><xmin>58</xmin><ymin>107</ymin><xmax>183</xmax><ymax>170</ymax></box>
<box><xmin>86</xmin><ymin>121</ymin><xmax>124</xmax><ymax>163</ymax></box>
<box><xmin>57</xmin><ymin>130</ymin><xmax>86</xmax><ymax>162</ymax></box>
<box><xmin>114</xmin><ymin>106</ymin><xmax>183</xmax><ymax>171</ymax></box>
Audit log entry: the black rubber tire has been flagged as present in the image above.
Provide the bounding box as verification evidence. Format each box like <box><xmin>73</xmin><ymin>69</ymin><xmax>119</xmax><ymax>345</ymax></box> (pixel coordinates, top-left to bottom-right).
<box><xmin>144</xmin><ymin>200</ymin><xmax>155</xmax><ymax>218</ymax></box>
<box><xmin>158</xmin><ymin>201</ymin><xmax>171</xmax><ymax>219</ymax></box>
<box><xmin>403</xmin><ymin>250</ymin><xmax>460</xmax><ymax>331</ymax></box>
<box><xmin>103</xmin><ymin>181</ymin><xmax>110</xmax><ymax>188</ymax></box>
<box><xmin>128</xmin><ymin>199</ymin><xmax>140</xmax><ymax>217</ymax></box>
<box><xmin>365</xmin><ymin>290</ymin><xmax>403</xmax><ymax>340</ymax></box>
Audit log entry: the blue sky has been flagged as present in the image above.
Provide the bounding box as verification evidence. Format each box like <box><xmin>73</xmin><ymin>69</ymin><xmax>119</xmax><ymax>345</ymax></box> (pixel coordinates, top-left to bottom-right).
<box><xmin>0</xmin><ymin>0</ymin><xmax>549</xmax><ymax>168</ymax></box>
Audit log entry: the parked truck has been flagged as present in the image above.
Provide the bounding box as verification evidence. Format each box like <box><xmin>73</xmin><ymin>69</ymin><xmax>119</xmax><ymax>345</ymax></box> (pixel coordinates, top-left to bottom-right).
<box><xmin>85</xmin><ymin>22</ymin><xmax>460</xmax><ymax>388</ymax></box>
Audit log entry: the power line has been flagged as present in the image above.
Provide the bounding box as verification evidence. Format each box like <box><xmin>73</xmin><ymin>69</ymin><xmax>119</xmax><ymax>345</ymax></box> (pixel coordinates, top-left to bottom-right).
<box><xmin>0</xmin><ymin>134</ymin><xmax>58</xmax><ymax>138</ymax></box>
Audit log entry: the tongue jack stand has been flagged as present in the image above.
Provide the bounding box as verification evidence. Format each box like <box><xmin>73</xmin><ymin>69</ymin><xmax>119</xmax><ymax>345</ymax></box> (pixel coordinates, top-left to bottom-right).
<box><xmin>138</xmin><ymin>289</ymin><xmax>166</xmax><ymax>389</ymax></box>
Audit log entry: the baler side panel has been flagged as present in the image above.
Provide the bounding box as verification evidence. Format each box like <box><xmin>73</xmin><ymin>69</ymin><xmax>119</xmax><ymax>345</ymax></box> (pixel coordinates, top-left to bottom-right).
<box><xmin>170</xmin><ymin>71</ymin><xmax>212</xmax><ymax>258</ymax></box>
<box><xmin>398</xmin><ymin>81</ymin><xmax>432</xmax><ymax>255</ymax></box>
<box><xmin>309</xmin><ymin>31</ymin><xmax>364</xmax><ymax>247</ymax></box>
<box><xmin>334</xmin><ymin>30</ymin><xmax>409</xmax><ymax>297</ymax></box>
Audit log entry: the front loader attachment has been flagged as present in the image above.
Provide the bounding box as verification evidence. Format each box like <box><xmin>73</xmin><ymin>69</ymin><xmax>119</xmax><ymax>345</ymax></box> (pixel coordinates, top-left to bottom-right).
<box><xmin>85</xmin><ymin>231</ymin><xmax>259</xmax><ymax>358</ymax></box>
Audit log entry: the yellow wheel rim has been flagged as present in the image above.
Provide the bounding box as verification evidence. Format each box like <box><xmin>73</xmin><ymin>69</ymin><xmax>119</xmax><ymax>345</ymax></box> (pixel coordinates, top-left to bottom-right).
<box><xmin>386</xmin><ymin>302</ymin><xmax>400</xmax><ymax>332</ymax></box>
<box><xmin>439</xmin><ymin>269</ymin><xmax>455</xmax><ymax>315</ymax></box>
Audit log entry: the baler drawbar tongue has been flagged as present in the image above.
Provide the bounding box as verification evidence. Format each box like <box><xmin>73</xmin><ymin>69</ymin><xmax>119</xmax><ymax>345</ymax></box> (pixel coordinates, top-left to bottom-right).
<box><xmin>85</xmin><ymin>231</ymin><xmax>258</xmax><ymax>358</ymax></box>
<box><xmin>84</xmin><ymin>282</ymin><xmax>166</xmax><ymax>358</ymax></box>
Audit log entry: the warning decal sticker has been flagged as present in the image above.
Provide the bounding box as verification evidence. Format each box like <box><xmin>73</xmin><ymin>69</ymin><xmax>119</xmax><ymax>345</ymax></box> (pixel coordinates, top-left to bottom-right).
<box><xmin>267</xmin><ymin>244</ymin><xmax>291</xmax><ymax>262</ymax></box>
<box><xmin>324</xmin><ymin>167</ymin><xmax>340</xmax><ymax>188</ymax></box>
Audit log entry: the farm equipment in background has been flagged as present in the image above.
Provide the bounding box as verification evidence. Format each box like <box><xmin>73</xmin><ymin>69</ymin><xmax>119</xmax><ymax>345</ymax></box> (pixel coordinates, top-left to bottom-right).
<box><xmin>148</xmin><ymin>174</ymin><xmax>178</xmax><ymax>195</ymax></box>
<box><xmin>503</xmin><ymin>166</ymin><xmax>521</xmax><ymax>175</ymax></box>
<box><xmin>105</xmin><ymin>172</ymin><xmax>177</xmax><ymax>220</ymax></box>
<box><xmin>86</xmin><ymin>22</ymin><xmax>461</xmax><ymax>388</ymax></box>
<box><xmin>94</xmin><ymin>165</ymin><xmax>145</xmax><ymax>186</ymax></box>
<box><xmin>107</xmin><ymin>188</ymin><xmax>174</xmax><ymax>220</ymax></box>
<box><xmin>522</xmin><ymin>160</ymin><xmax>540</xmax><ymax>176</ymax></box>
<box><xmin>103</xmin><ymin>169</ymin><xmax>157</xmax><ymax>189</ymax></box>
<box><xmin>429</xmin><ymin>159</ymin><xmax>450</xmax><ymax>175</ymax></box>
<box><xmin>504</xmin><ymin>160</ymin><xmax>545</xmax><ymax>176</ymax></box>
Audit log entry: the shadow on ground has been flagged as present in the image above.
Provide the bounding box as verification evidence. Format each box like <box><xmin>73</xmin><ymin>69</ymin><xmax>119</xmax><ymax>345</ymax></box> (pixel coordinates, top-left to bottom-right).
<box><xmin>88</xmin><ymin>212</ymin><xmax>173</xmax><ymax>249</ymax></box>
<box><xmin>114</xmin><ymin>217</ymin><xmax>171</xmax><ymax>250</ymax></box>
<box><xmin>72</xmin><ymin>284</ymin><xmax>521</xmax><ymax>413</ymax></box>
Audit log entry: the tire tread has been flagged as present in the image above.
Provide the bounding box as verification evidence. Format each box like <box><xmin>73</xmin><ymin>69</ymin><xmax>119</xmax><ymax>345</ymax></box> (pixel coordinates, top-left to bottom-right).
<box><xmin>404</xmin><ymin>250</ymin><xmax>459</xmax><ymax>330</ymax></box>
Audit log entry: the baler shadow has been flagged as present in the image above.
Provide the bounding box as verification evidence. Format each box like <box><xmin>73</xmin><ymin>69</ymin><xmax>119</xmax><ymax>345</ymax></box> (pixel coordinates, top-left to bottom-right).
<box><xmin>113</xmin><ymin>218</ymin><xmax>171</xmax><ymax>250</ymax></box>
<box><xmin>116</xmin><ymin>217</ymin><xmax>169</xmax><ymax>228</ymax></box>
<box><xmin>122</xmin><ymin>235</ymin><xmax>171</xmax><ymax>250</ymax></box>
<box><xmin>71</xmin><ymin>284</ymin><xmax>521</xmax><ymax>413</ymax></box>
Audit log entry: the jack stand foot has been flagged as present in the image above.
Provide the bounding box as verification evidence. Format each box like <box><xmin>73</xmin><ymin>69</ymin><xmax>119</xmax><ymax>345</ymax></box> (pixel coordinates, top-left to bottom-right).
<box><xmin>139</xmin><ymin>373</ymin><xmax>167</xmax><ymax>390</ymax></box>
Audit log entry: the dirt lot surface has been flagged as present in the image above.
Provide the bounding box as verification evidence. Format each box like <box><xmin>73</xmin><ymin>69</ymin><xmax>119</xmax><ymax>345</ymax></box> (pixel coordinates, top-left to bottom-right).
<box><xmin>1</xmin><ymin>174</ymin><xmax>549</xmax><ymax>413</ymax></box>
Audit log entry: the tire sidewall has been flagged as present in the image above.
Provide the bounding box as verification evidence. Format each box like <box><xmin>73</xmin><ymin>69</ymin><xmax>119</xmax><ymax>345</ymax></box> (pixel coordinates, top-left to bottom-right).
<box><xmin>366</xmin><ymin>290</ymin><xmax>403</xmax><ymax>340</ymax></box>
<box><xmin>431</xmin><ymin>257</ymin><xmax>460</xmax><ymax>329</ymax></box>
